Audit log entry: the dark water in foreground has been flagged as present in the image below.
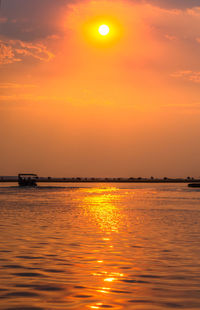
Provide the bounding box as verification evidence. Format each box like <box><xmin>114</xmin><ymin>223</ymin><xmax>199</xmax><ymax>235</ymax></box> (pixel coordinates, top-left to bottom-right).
<box><xmin>0</xmin><ymin>183</ymin><xmax>200</xmax><ymax>310</ymax></box>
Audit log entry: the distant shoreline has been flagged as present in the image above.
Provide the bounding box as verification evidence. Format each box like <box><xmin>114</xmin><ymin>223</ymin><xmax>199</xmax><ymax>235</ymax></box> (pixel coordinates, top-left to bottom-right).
<box><xmin>0</xmin><ymin>177</ymin><xmax>199</xmax><ymax>184</ymax></box>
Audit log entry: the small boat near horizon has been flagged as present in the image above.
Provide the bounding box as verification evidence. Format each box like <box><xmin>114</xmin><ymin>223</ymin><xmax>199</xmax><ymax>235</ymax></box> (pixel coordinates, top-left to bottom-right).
<box><xmin>18</xmin><ymin>173</ymin><xmax>38</xmax><ymax>187</ymax></box>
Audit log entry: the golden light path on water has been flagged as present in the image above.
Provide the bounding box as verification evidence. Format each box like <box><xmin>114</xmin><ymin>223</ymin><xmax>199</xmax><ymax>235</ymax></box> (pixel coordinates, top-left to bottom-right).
<box><xmin>80</xmin><ymin>187</ymin><xmax>122</xmax><ymax>232</ymax></box>
<box><xmin>75</xmin><ymin>186</ymin><xmax>144</xmax><ymax>309</ymax></box>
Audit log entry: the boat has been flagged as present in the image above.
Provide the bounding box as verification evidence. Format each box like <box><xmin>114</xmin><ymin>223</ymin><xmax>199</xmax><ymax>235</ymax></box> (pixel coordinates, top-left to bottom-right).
<box><xmin>188</xmin><ymin>183</ymin><xmax>200</xmax><ymax>188</ymax></box>
<box><xmin>18</xmin><ymin>174</ymin><xmax>38</xmax><ymax>187</ymax></box>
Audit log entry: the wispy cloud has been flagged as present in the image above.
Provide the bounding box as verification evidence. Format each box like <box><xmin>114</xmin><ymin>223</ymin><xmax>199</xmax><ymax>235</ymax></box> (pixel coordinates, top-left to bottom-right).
<box><xmin>0</xmin><ymin>17</ymin><xmax>7</xmax><ymax>23</ymax></box>
<box><xmin>187</xmin><ymin>7</ymin><xmax>200</xmax><ymax>16</ymax></box>
<box><xmin>144</xmin><ymin>0</ymin><xmax>200</xmax><ymax>9</ymax></box>
<box><xmin>0</xmin><ymin>41</ymin><xmax>20</xmax><ymax>64</ymax></box>
<box><xmin>0</xmin><ymin>38</ymin><xmax>54</xmax><ymax>65</ymax></box>
<box><xmin>164</xmin><ymin>34</ymin><xmax>177</xmax><ymax>41</ymax></box>
<box><xmin>171</xmin><ymin>70</ymin><xmax>200</xmax><ymax>84</ymax></box>
<box><xmin>164</xmin><ymin>102</ymin><xmax>200</xmax><ymax>114</ymax></box>
<box><xmin>0</xmin><ymin>82</ymin><xmax>36</xmax><ymax>89</ymax></box>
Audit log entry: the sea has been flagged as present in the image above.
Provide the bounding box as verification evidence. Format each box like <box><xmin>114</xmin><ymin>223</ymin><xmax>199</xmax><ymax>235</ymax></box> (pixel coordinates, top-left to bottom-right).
<box><xmin>0</xmin><ymin>183</ymin><xmax>200</xmax><ymax>310</ymax></box>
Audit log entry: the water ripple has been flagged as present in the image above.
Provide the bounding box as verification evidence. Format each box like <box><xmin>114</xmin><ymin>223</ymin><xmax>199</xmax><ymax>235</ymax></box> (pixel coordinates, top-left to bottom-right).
<box><xmin>0</xmin><ymin>184</ymin><xmax>200</xmax><ymax>309</ymax></box>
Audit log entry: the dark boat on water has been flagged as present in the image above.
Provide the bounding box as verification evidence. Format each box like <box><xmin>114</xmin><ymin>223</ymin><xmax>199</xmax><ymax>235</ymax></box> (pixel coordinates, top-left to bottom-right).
<box><xmin>188</xmin><ymin>183</ymin><xmax>200</xmax><ymax>188</ymax></box>
<box><xmin>18</xmin><ymin>174</ymin><xmax>38</xmax><ymax>187</ymax></box>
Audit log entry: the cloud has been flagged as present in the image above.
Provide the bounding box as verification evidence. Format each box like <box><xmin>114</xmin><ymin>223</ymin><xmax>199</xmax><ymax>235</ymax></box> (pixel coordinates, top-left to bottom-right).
<box><xmin>0</xmin><ymin>17</ymin><xmax>7</xmax><ymax>23</ymax></box>
<box><xmin>142</xmin><ymin>0</ymin><xmax>200</xmax><ymax>9</ymax></box>
<box><xmin>164</xmin><ymin>102</ymin><xmax>200</xmax><ymax>115</ymax></box>
<box><xmin>0</xmin><ymin>82</ymin><xmax>36</xmax><ymax>89</ymax></box>
<box><xmin>164</xmin><ymin>34</ymin><xmax>177</xmax><ymax>41</ymax></box>
<box><xmin>0</xmin><ymin>0</ymin><xmax>72</xmax><ymax>40</ymax></box>
<box><xmin>171</xmin><ymin>70</ymin><xmax>200</xmax><ymax>83</ymax></box>
<box><xmin>0</xmin><ymin>40</ymin><xmax>20</xmax><ymax>64</ymax></box>
<box><xmin>0</xmin><ymin>38</ymin><xmax>54</xmax><ymax>65</ymax></box>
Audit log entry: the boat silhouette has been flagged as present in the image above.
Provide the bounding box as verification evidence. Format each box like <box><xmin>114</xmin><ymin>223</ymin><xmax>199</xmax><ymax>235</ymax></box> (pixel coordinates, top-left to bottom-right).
<box><xmin>18</xmin><ymin>174</ymin><xmax>38</xmax><ymax>187</ymax></box>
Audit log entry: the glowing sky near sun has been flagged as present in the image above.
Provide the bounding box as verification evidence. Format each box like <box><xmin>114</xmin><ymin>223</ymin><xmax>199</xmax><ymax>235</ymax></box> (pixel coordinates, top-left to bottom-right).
<box><xmin>1</xmin><ymin>0</ymin><xmax>200</xmax><ymax>177</ymax></box>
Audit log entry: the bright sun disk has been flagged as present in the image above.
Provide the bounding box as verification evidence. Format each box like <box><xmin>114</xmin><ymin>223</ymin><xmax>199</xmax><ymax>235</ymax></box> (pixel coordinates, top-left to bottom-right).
<box><xmin>99</xmin><ymin>24</ymin><xmax>110</xmax><ymax>36</ymax></box>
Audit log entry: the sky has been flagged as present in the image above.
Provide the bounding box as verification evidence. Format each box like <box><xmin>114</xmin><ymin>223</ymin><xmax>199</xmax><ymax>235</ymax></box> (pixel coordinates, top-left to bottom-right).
<box><xmin>1</xmin><ymin>0</ymin><xmax>200</xmax><ymax>178</ymax></box>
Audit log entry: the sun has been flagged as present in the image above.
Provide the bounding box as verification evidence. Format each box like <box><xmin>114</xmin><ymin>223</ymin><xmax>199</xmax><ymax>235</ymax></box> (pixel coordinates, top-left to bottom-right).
<box><xmin>98</xmin><ymin>24</ymin><xmax>110</xmax><ymax>36</ymax></box>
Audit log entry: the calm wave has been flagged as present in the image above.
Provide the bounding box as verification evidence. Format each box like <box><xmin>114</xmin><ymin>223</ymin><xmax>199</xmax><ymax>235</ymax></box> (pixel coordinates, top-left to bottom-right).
<box><xmin>0</xmin><ymin>183</ymin><xmax>200</xmax><ymax>309</ymax></box>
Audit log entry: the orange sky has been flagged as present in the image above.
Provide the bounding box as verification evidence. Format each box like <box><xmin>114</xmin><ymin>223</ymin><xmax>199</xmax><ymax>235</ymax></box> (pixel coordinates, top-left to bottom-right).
<box><xmin>1</xmin><ymin>0</ymin><xmax>200</xmax><ymax>177</ymax></box>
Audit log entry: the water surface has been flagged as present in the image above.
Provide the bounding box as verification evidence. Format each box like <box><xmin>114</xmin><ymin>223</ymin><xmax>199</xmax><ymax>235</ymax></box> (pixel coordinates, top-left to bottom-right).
<box><xmin>0</xmin><ymin>183</ymin><xmax>200</xmax><ymax>309</ymax></box>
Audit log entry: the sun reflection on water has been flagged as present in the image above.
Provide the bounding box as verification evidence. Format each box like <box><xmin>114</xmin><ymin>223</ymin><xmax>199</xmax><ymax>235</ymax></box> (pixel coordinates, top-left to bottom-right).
<box><xmin>77</xmin><ymin>187</ymin><xmax>124</xmax><ymax>233</ymax></box>
<box><xmin>73</xmin><ymin>187</ymin><xmax>130</xmax><ymax>307</ymax></box>
<box><xmin>89</xmin><ymin>303</ymin><xmax>103</xmax><ymax>309</ymax></box>
<box><xmin>73</xmin><ymin>186</ymin><xmax>147</xmax><ymax>309</ymax></box>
